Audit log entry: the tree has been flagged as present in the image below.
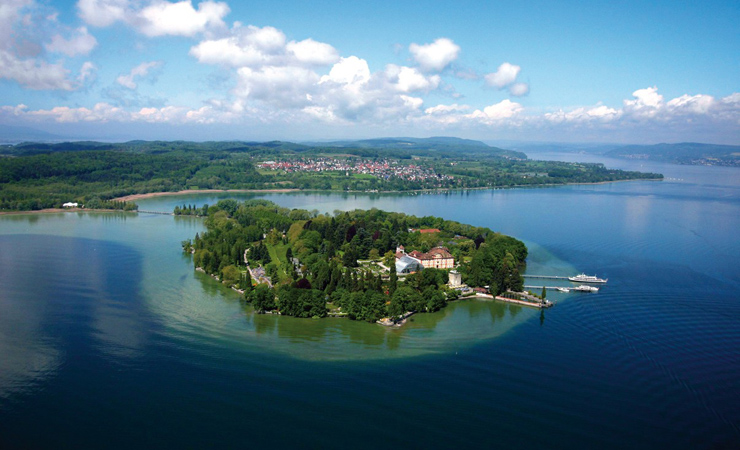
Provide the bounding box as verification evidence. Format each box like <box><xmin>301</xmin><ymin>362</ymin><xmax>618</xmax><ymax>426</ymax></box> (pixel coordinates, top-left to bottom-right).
<box><xmin>383</xmin><ymin>250</ymin><xmax>396</xmax><ymax>269</ymax></box>
<box><xmin>248</xmin><ymin>284</ymin><xmax>275</xmax><ymax>312</ymax></box>
<box><xmin>221</xmin><ymin>265</ymin><xmax>241</xmax><ymax>286</ymax></box>
<box><xmin>541</xmin><ymin>286</ymin><xmax>547</xmax><ymax>300</ymax></box>
<box><xmin>389</xmin><ymin>264</ymin><xmax>398</xmax><ymax>295</ymax></box>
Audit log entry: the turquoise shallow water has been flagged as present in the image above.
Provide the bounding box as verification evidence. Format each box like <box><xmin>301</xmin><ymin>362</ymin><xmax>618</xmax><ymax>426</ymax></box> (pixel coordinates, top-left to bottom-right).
<box><xmin>0</xmin><ymin>155</ymin><xmax>738</xmax><ymax>449</ymax></box>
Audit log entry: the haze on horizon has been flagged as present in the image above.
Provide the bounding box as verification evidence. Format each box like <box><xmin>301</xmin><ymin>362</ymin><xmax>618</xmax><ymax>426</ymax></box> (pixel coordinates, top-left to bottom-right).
<box><xmin>0</xmin><ymin>0</ymin><xmax>737</xmax><ymax>145</ymax></box>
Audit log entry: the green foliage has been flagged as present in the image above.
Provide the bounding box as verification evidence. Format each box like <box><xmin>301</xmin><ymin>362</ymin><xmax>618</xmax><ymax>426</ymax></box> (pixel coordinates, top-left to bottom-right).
<box><xmin>1</xmin><ymin>140</ymin><xmax>662</xmax><ymax>211</ymax></box>
<box><xmin>189</xmin><ymin>199</ymin><xmax>528</xmax><ymax>322</ymax></box>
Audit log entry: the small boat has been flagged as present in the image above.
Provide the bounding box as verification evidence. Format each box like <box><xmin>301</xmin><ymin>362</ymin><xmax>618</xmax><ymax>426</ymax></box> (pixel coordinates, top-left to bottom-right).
<box><xmin>573</xmin><ymin>285</ymin><xmax>599</xmax><ymax>293</ymax></box>
<box><xmin>556</xmin><ymin>287</ymin><xmax>570</xmax><ymax>293</ymax></box>
<box><xmin>568</xmin><ymin>273</ymin><xmax>607</xmax><ymax>283</ymax></box>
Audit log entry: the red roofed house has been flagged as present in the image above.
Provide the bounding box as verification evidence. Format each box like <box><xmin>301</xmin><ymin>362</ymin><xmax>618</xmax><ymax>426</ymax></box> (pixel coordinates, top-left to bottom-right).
<box><xmin>418</xmin><ymin>247</ymin><xmax>454</xmax><ymax>269</ymax></box>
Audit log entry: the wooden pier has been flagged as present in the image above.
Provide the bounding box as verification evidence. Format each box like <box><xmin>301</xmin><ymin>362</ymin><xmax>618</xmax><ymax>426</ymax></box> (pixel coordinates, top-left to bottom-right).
<box><xmin>523</xmin><ymin>275</ymin><xmax>569</xmax><ymax>280</ymax></box>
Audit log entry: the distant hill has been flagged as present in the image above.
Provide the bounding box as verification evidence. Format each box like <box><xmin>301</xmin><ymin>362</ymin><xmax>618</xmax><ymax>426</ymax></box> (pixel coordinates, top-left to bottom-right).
<box><xmin>0</xmin><ymin>140</ymin><xmax>312</xmax><ymax>156</ymax></box>
<box><xmin>0</xmin><ymin>125</ymin><xmax>64</xmax><ymax>143</ymax></box>
<box><xmin>305</xmin><ymin>136</ymin><xmax>526</xmax><ymax>159</ymax></box>
<box><xmin>2</xmin><ymin>137</ymin><xmax>526</xmax><ymax>160</ymax></box>
<box><xmin>606</xmin><ymin>143</ymin><xmax>740</xmax><ymax>166</ymax></box>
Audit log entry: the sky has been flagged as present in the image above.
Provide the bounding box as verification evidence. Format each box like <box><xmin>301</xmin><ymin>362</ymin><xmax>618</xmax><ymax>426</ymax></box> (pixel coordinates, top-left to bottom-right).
<box><xmin>0</xmin><ymin>0</ymin><xmax>738</xmax><ymax>144</ymax></box>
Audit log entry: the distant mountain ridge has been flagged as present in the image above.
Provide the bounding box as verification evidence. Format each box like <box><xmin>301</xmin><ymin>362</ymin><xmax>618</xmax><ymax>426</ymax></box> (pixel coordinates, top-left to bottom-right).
<box><xmin>1</xmin><ymin>136</ymin><xmax>527</xmax><ymax>160</ymax></box>
<box><xmin>304</xmin><ymin>136</ymin><xmax>525</xmax><ymax>159</ymax></box>
<box><xmin>606</xmin><ymin>142</ymin><xmax>740</xmax><ymax>166</ymax></box>
<box><xmin>0</xmin><ymin>125</ymin><xmax>64</xmax><ymax>143</ymax></box>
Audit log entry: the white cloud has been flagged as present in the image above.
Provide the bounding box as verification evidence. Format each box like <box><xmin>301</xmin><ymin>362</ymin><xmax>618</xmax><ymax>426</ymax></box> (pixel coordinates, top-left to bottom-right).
<box><xmin>385</xmin><ymin>65</ymin><xmax>440</xmax><ymax>93</ymax></box>
<box><xmin>78</xmin><ymin>0</ymin><xmax>229</xmax><ymax>36</ymax></box>
<box><xmin>77</xmin><ymin>0</ymin><xmax>128</xmax><ymax>27</ymax></box>
<box><xmin>468</xmin><ymin>99</ymin><xmax>523</xmax><ymax>124</ymax></box>
<box><xmin>137</xmin><ymin>1</ymin><xmax>229</xmax><ymax>37</ymax></box>
<box><xmin>78</xmin><ymin>61</ymin><xmax>97</xmax><ymax>84</ymax></box>
<box><xmin>0</xmin><ymin>49</ymin><xmax>74</xmax><ymax>90</ymax></box>
<box><xmin>666</xmin><ymin>94</ymin><xmax>714</xmax><ymax>115</ymax></box>
<box><xmin>116</xmin><ymin>61</ymin><xmax>162</xmax><ymax>89</ymax></box>
<box><xmin>0</xmin><ymin>1</ymin><xmax>98</xmax><ymax>90</ymax></box>
<box><xmin>424</xmin><ymin>103</ymin><xmax>470</xmax><ymax>115</ymax></box>
<box><xmin>320</xmin><ymin>56</ymin><xmax>370</xmax><ymax>85</ymax></box>
<box><xmin>190</xmin><ymin>25</ymin><xmax>338</xmax><ymax>69</ymax></box>
<box><xmin>509</xmin><ymin>82</ymin><xmax>529</xmax><ymax>97</ymax></box>
<box><xmin>1</xmin><ymin>0</ymin><xmax>34</xmax><ymax>45</ymax></box>
<box><xmin>623</xmin><ymin>86</ymin><xmax>664</xmax><ymax>118</ymax></box>
<box><xmin>189</xmin><ymin>25</ymin><xmax>286</xmax><ymax>67</ymax></box>
<box><xmin>235</xmin><ymin>65</ymin><xmax>319</xmax><ymax>108</ymax></box>
<box><xmin>485</xmin><ymin>62</ymin><xmax>520</xmax><ymax>88</ymax></box>
<box><xmin>409</xmin><ymin>37</ymin><xmax>460</xmax><ymax>72</ymax></box>
<box><xmin>286</xmin><ymin>38</ymin><xmax>339</xmax><ymax>66</ymax></box>
<box><xmin>46</xmin><ymin>27</ymin><xmax>98</xmax><ymax>57</ymax></box>
<box><xmin>545</xmin><ymin>104</ymin><xmax>621</xmax><ymax>123</ymax></box>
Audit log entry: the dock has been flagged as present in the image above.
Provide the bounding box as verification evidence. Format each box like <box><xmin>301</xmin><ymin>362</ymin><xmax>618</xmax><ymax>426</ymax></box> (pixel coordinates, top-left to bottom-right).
<box><xmin>523</xmin><ymin>275</ymin><xmax>569</xmax><ymax>280</ymax></box>
<box><xmin>475</xmin><ymin>292</ymin><xmax>553</xmax><ymax>309</ymax></box>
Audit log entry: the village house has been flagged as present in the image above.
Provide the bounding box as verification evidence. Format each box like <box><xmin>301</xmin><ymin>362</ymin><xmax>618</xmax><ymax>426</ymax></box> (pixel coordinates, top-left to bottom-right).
<box><xmin>395</xmin><ymin>245</ymin><xmax>455</xmax><ymax>271</ymax></box>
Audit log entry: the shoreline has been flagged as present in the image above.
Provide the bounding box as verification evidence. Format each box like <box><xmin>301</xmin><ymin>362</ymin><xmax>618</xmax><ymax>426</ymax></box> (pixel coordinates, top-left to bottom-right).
<box><xmin>111</xmin><ymin>178</ymin><xmax>662</xmax><ymax>201</ymax></box>
<box><xmin>112</xmin><ymin>188</ymin><xmax>300</xmax><ymax>202</ymax></box>
<box><xmin>2</xmin><ymin>178</ymin><xmax>663</xmax><ymax>216</ymax></box>
<box><xmin>0</xmin><ymin>208</ymin><xmax>131</xmax><ymax>216</ymax></box>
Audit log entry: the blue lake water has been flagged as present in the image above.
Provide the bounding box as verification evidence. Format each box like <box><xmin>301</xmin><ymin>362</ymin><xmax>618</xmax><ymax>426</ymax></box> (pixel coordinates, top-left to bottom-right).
<box><xmin>1</xmin><ymin>154</ymin><xmax>738</xmax><ymax>449</ymax></box>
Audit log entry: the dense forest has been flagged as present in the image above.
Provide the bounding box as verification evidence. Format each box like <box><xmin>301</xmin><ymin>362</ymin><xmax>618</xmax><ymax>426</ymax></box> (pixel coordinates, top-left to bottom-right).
<box><xmin>184</xmin><ymin>199</ymin><xmax>527</xmax><ymax>323</ymax></box>
<box><xmin>0</xmin><ymin>139</ymin><xmax>663</xmax><ymax>211</ymax></box>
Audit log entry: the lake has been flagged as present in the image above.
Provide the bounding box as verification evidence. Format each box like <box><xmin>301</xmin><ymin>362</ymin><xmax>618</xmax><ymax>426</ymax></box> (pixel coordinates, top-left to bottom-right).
<box><xmin>1</xmin><ymin>154</ymin><xmax>738</xmax><ymax>449</ymax></box>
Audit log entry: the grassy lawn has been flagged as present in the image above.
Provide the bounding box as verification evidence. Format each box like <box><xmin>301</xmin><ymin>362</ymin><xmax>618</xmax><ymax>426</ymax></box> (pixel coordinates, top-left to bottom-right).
<box><xmin>265</xmin><ymin>241</ymin><xmax>291</xmax><ymax>282</ymax></box>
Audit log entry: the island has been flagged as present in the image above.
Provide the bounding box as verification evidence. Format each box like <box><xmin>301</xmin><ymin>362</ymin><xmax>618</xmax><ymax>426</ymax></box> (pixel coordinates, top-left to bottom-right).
<box><xmin>0</xmin><ymin>137</ymin><xmax>663</xmax><ymax>212</ymax></box>
<box><xmin>182</xmin><ymin>199</ymin><xmax>540</xmax><ymax>324</ymax></box>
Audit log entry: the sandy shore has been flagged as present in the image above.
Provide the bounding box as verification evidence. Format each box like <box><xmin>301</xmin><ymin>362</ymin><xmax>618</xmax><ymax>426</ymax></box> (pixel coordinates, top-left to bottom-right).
<box><xmin>113</xmin><ymin>188</ymin><xmax>299</xmax><ymax>202</ymax></box>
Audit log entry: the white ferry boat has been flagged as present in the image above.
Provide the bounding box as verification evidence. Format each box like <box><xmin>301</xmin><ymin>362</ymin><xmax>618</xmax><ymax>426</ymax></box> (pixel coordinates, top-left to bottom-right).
<box><xmin>568</xmin><ymin>273</ymin><xmax>607</xmax><ymax>283</ymax></box>
<box><xmin>573</xmin><ymin>285</ymin><xmax>599</xmax><ymax>293</ymax></box>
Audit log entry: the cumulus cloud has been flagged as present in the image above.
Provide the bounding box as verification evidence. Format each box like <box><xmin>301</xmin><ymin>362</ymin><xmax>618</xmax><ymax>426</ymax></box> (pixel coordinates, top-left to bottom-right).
<box><xmin>622</xmin><ymin>86</ymin><xmax>665</xmax><ymax>119</ymax></box>
<box><xmin>485</xmin><ymin>62</ymin><xmax>519</xmax><ymax>88</ymax></box>
<box><xmin>286</xmin><ymin>38</ymin><xmax>339</xmax><ymax>66</ymax></box>
<box><xmin>509</xmin><ymin>82</ymin><xmax>529</xmax><ymax>97</ymax></box>
<box><xmin>190</xmin><ymin>25</ymin><xmax>338</xmax><ymax>68</ymax></box>
<box><xmin>5</xmin><ymin>89</ymin><xmax>739</xmax><ymax>144</ymax></box>
<box><xmin>424</xmin><ymin>103</ymin><xmax>470</xmax><ymax>115</ymax></box>
<box><xmin>545</xmin><ymin>104</ymin><xmax>621</xmax><ymax>124</ymax></box>
<box><xmin>468</xmin><ymin>99</ymin><xmax>524</xmax><ymax>123</ymax></box>
<box><xmin>485</xmin><ymin>62</ymin><xmax>529</xmax><ymax>97</ymax></box>
<box><xmin>46</xmin><ymin>27</ymin><xmax>98</xmax><ymax>56</ymax></box>
<box><xmin>235</xmin><ymin>65</ymin><xmax>319</xmax><ymax>108</ymax></box>
<box><xmin>666</xmin><ymin>94</ymin><xmax>714</xmax><ymax>115</ymax></box>
<box><xmin>385</xmin><ymin>65</ymin><xmax>440</xmax><ymax>93</ymax></box>
<box><xmin>320</xmin><ymin>56</ymin><xmax>370</xmax><ymax>85</ymax></box>
<box><xmin>0</xmin><ymin>50</ymin><xmax>97</xmax><ymax>91</ymax></box>
<box><xmin>137</xmin><ymin>1</ymin><xmax>229</xmax><ymax>36</ymax></box>
<box><xmin>0</xmin><ymin>0</ymin><xmax>97</xmax><ymax>90</ymax></box>
<box><xmin>77</xmin><ymin>0</ymin><xmax>128</xmax><ymax>27</ymax></box>
<box><xmin>409</xmin><ymin>38</ymin><xmax>460</xmax><ymax>72</ymax></box>
<box><xmin>116</xmin><ymin>61</ymin><xmax>162</xmax><ymax>89</ymax></box>
<box><xmin>78</xmin><ymin>0</ymin><xmax>229</xmax><ymax>36</ymax></box>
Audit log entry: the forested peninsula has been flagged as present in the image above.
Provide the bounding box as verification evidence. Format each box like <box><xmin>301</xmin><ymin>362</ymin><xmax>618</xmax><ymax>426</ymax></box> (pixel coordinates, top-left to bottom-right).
<box><xmin>183</xmin><ymin>199</ymin><xmax>527</xmax><ymax>323</ymax></box>
<box><xmin>0</xmin><ymin>138</ymin><xmax>662</xmax><ymax>211</ymax></box>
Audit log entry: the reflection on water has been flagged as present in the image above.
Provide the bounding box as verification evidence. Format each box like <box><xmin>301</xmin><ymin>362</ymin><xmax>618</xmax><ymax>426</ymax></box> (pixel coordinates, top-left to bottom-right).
<box><xmin>0</xmin><ymin>234</ymin><xmax>148</xmax><ymax>398</ymax></box>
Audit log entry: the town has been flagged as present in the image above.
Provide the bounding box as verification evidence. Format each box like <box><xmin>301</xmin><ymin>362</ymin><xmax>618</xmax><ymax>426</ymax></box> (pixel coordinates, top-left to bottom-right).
<box><xmin>258</xmin><ymin>157</ymin><xmax>454</xmax><ymax>183</ymax></box>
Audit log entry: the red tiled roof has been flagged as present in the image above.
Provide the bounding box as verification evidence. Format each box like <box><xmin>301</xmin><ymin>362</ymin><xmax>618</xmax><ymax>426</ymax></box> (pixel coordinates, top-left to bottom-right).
<box><xmin>418</xmin><ymin>228</ymin><xmax>440</xmax><ymax>234</ymax></box>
